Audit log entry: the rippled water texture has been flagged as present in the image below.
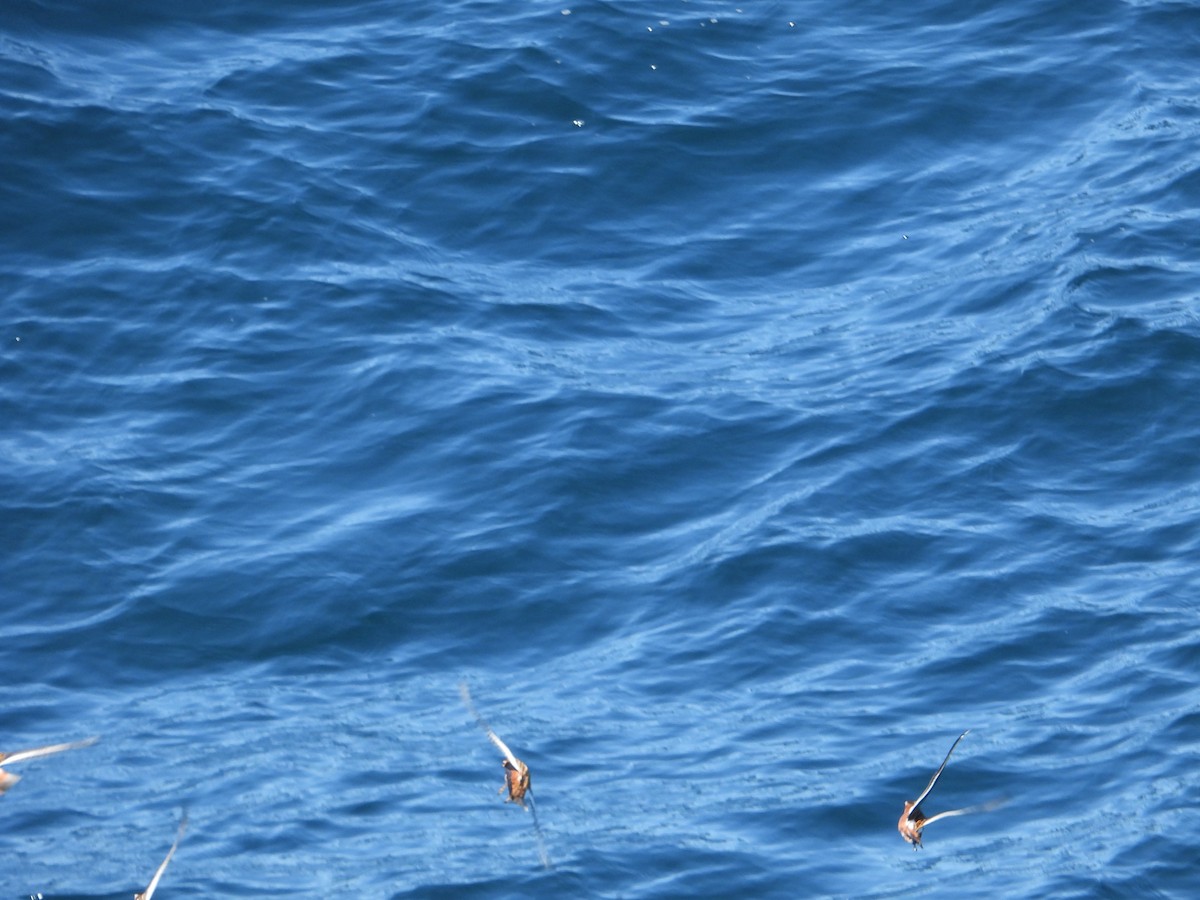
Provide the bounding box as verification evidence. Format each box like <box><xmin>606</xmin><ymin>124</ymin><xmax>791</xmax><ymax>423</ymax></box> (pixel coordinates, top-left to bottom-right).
<box><xmin>3</xmin><ymin>0</ymin><xmax>1199</xmax><ymax>897</ymax></box>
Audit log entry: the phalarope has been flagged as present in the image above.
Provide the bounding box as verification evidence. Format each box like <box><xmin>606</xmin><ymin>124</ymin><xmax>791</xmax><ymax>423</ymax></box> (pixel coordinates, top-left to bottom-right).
<box><xmin>459</xmin><ymin>682</ymin><xmax>551</xmax><ymax>868</ymax></box>
<box><xmin>898</xmin><ymin>730</ymin><xmax>997</xmax><ymax>848</ymax></box>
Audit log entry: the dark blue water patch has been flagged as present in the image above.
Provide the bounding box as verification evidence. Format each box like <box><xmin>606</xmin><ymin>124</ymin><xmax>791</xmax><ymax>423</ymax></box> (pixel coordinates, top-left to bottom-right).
<box><xmin>4</xmin><ymin>0</ymin><xmax>1200</xmax><ymax>895</ymax></box>
<box><xmin>6</xmin><ymin>0</ymin><xmax>357</xmax><ymax>38</ymax></box>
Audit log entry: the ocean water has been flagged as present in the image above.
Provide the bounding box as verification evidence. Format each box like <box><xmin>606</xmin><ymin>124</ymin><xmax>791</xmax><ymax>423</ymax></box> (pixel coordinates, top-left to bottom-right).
<box><xmin>2</xmin><ymin>0</ymin><xmax>1199</xmax><ymax>896</ymax></box>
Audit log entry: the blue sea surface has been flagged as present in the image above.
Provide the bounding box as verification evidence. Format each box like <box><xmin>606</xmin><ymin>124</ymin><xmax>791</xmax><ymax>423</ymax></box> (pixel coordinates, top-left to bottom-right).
<box><xmin>3</xmin><ymin>0</ymin><xmax>1200</xmax><ymax>896</ymax></box>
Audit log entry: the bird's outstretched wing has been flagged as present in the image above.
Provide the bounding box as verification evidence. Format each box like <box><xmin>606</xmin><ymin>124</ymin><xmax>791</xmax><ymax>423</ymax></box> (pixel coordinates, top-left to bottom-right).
<box><xmin>459</xmin><ymin>682</ymin><xmax>524</xmax><ymax>771</ymax></box>
<box><xmin>136</xmin><ymin>813</ymin><xmax>188</xmax><ymax>900</ymax></box>
<box><xmin>906</xmin><ymin>729</ymin><xmax>969</xmax><ymax>820</ymax></box>
<box><xmin>921</xmin><ymin>796</ymin><xmax>1005</xmax><ymax>829</ymax></box>
<box><xmin>526</xmin><ymin>790</ymin><xmax>552</xmax><ymax>870</ymax></box>
<box><xmin>0</xmin><ymin>737</ymin><xmax>99</xmax><ymax>766</ymax></box>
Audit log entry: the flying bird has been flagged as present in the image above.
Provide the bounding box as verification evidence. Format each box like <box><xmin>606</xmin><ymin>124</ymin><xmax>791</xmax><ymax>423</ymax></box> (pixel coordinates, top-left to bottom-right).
<box><xmin>0</xmin><ymin>737</ymin><xmax>99</xmax><ymax>795</ymax></box>
<box><xmin>459</xmin><ymin>682</ymin><xmax>551</xmax><ymax>868</ymax></box>
<box><xmin>135</xmin><ymin>813</ymin><xmax>188</xmax><ymax>900</ymax></box>
<box><xmin>898</xmin><ymin>730</ymin><xmax>997</xmax><ymax>848</ymax></box>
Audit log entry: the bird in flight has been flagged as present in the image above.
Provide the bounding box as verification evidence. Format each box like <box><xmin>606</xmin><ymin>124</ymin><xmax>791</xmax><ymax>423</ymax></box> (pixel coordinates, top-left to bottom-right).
<box><xmin>898</xmin><ymin>730</ymin><xmax>997</xmax><ymax>848</ymax></box>
<box><xmin>459</xmin><ymin>682</ymin><xmax>551</xmax><ymax>868</ymax></box>
<box><xmin>134</xmin><ymin>813</ymin><xmax>188</xmax><ymax>900</ymax></box>
<box><xmin>0</xmin><ymin>737</ymin><xmax>99</xmax><ymax>795</ymax></box>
